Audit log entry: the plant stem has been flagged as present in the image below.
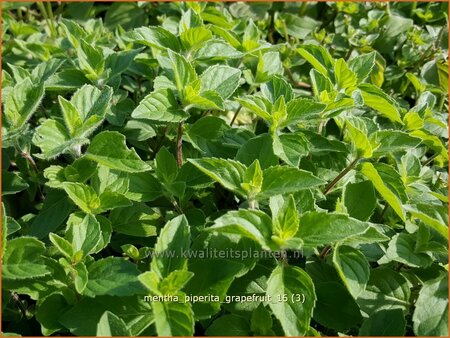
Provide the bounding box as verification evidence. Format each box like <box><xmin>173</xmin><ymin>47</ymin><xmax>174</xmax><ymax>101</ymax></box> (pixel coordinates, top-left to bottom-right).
<box><xmin>11</xmin><ymin>292</ymin><xmax>27</xmax><ymax>317</ymax></box>
<box><xmin>410</xmin><ymin>2</ymin><xmax>417</xmax><ymax>17</ymax></box>
<box><xmin>36</xmin><ymin>2</ymin><xmax>56</xmax><ymax>37</ymax></box>
<box><xmin>267</xmin><ymin>14</ymin><xmax>275</xmax><ymax>44</ymax></box>
<box><xmin>171</xmin><ymin>198</ymin><xmax>183</xmax><ymax>214</ymax></box>
<box><xmin>319</xmin><ymin>245</ymin><xmax>331</xmax><ymax>259</ymax></box>
<box><xmin>422</xmin><ymin>152</ymin><xmax>439</xmax><ymax>167</ymax></box>
<box><xmin>379</xmin><ymin>203</ymin><xmax>390</xmax><ymax>221</ymax></box>
<box><xmin>229</xmin><ymin>106</ymin><xmax>242</xmax><ymax>126</ymax></box>
<box><xmin>323</xmin><ymin>158</ymin><xmax>359</xmax><ymax>195</ymax></box>
<box><xmin>176</xmin><ymin>121</ymin><xmax>184</xmax><ymax>168</ymax></box>
<box><xmin>248</xmin><ymin>199</ymin><xmax>258</xmax><ymax>210</ymax></box>
<box><xmin>45</xmin><ymin>2</ymin><xmax>56</xmax><ymax>33</ymax></box>
<box><xmin>285</xmin><ymin>68</ymin><xmax>311</xmax><ymax>89</ymax></box>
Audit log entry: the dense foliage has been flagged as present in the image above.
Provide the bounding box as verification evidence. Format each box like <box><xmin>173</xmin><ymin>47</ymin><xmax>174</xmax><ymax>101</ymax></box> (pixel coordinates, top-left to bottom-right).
<box><xmin>1</xmin><ymin>1</ymin><xmax>449</xmax><ymax>336</ymax></box>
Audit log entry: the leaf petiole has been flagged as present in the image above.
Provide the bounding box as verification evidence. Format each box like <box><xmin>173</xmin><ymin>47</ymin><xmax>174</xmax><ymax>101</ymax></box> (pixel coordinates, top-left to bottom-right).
<box><xmin>323</xmin><ymin>158</ymin><xmax>360</xmax><ymax>195</ymax></box>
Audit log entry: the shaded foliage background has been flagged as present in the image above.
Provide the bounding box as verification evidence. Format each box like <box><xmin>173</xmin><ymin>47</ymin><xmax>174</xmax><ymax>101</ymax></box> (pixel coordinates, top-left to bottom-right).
<box><xmin>1</xmin><ymin>1</ymin><xmax>449</xmax><ymax>337</ymax></box>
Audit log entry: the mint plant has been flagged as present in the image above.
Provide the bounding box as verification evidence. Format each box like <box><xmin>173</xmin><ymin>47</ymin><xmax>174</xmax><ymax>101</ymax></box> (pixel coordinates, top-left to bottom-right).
<box><xmin>2</xmin><ymin>2</ymin><xmax>448</xmax><ymax>337</ymax></box>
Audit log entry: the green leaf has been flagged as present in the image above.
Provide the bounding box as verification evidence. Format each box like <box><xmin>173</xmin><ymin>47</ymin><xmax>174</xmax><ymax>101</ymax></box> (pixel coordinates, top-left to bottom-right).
<box><xmin>86</xmin><ymin>131</ymin><xmax>151</xmax><ymax>173</ymax></box>
<box><xmin>314</xmin><ymin>281</ymin><xmax>363</xmax><ymax>331</ymax></box>
<box><xmin>410</xmin><ymin>129</ymin><xmax>448</xmax><ymax>160</ymax></box>
<box><xmin>104</xmin><ymin>3</ymin><xmax>146</xmax><ymax>30</ymax></box>
<box><xmin>59</xmin><ymin>296</ymin><xmax>153</xmax><ymax>336</ymax></box>
<box><xmin>181</xmin><ymin>27</ymin><xmax>212</xmax><ymax>50</ymax></box>
<box><xmin>334</xmin><ymin>58</ymin><xmax>357</xmax><ymax>89</ymax></box>
<box><xmin>297</xmin><ymin>44</ymin><xmax>334</xmax><ymax>78</ymax></box>
<box><xmin>72</xmin><ymin>84</ymin><xmax>112</xmax><ymax>121</ymax></box>
<box><xmin>200</xmin><ymin>65</ymin><xmax>241</xmax><ymax>99</ymax></box>
<box><xmin>96</xmin><ymin>311</ymin><xmax>131</xmax><ymax>337</ymax></box>
<box><xmin>236</xmin><ymin>95</ymin><xmax>273</xmax><ymax>122</ymax></box>
<box><xmin>62</xmin><ymin>182</ymin><xmax>100</xmax><ymax>214</ymax></box>
<box><xmin>106</xmin><ymin>48</ymin><xmax>141</xmax><ymax>81</ymax></box>
<box><xmin>109</xmin><ymin>202</ymin><xmax>159</xmax><ymax>237</ymax></box>
<box><xmin>357</xmin><ymin>268</ymin><xmax>410</xmax><ymax>316</ymax></box>
<box><xmin>404</xmin><ymin>204</ymin><xmax>448</xmax><ymax>239</ymax></box>
<box><xmin>310</xmin><ymin>68</ymin><xmax>334</xmax><ymax>98</ymax></box>
<box><xmin>187</xmin><ymin>257</ymin><xmax>244</xmax><ymax>319</ymax></box>
<box><xmin>77</xmin><ymin>39</ymin><xmax>105</xmax><ymax>80</ymax></box>
<box><xmin>272</xmin><ymin>132</ymin><xmax>309</xmax><ymax>167</ymax></box>
<box><xmin>345</xmin><ymin>118</ymin><xmax>373</xmax><ymax>158</ymax></box>
<box><xmin>4</xmin><ymin>77</ymin><xmax>44</xmax><ymax>130</ymax></box>
<box><xmin>370</xmin><ymin>130</ymin><xmax>422</xmax><ymax>156</ymax></box>
<box><xmin>29</xmin><ymin>190</ymin><xmax>74</xmax><ymax>239</ymax></box>
<box><xmin>195</xmin><ymin>39</ymin><xmax>243</xmax><ymax>60</ymax></box>
<box><xmin>69</xmin><ymin>258</ymin><xmax>88</xmax><ymax>294</ymax></box>
<box><xmin>67</xmin><ymin>84</ymin><xmax>113</xmax><ymax>137</ymax></box>
<box><xmin>358</xmin><ymin>83</ymin><xmax>403</xmax><ymax>124</ymax></box>
<box><xmin>241</xmin><ymin>160</ymin><xmax>263</xmax><ymax>199</ymax></box>
<box><xmin>266</xmin><ymin>265</ymin><xmax>316</xmax><ymax>336</ymax></box>
<box><xmin>385</xmin><ymin>233</ymin><xmax>434</xmax><ymax>268</ymax></box>
<box><xmin>235</xmin><ymin>133</ymin><xmax>278</xmax><ymax>169</ymax></box>
<box><xmin>33</xmin><ymin>119</ymin><xmax>88</xmax><ymax>159</ymax></box>
<box><xmin>206</xmin><ymin>315</ymin><xmax>251</xmax><ymax>336</ymax></box>
<box><xmin>259</xmin><ymin>166</ymin><xmax>325</xmax><ymax>199</ymax></box>
<box><xmin>209</xmin><ymin>209</ymin><xmax>273</xmax><ymax>249</ymax></box>
<box><xmin>131</xmin><ymin>89</ymin><xmax>189</xmax><ymax>122</ymax></box>
<box><xmin>348</xmin><ymin>52</ymin><xmax>377</xmax><ymax>83</ymax></box>
<box><xmin>272</xmin><ymin>195</ymin><xmax>299</xmax><ymax>241</ymax></box>
<box><xmin>359</xmin><ymin>162</ymin><xmax>405</xmax><ymax>221</ymax></box>
<box><xmin>3</xmin><ymin>237</ymin><xmax>51</xmax><ymax>280</ymax></box>
<box><xmin>188</xmin><ymin>158</ymin><xmax>247</xmax><ymax>196</ymax></box>
<box><xmin>255</xmin><ymin>51</ymin><xmax>283</xmax><ymax>83</ymax></box>
<box><xmin>184</xmin><ymin>87</ymin><xmax>225</xmax><ymax>110</ymax></box>
<box><xmin>152</xmin><ymin>300</ymin><xmax>194</xmax><ymax>336</ymax></box>
<box><xmin>2</xmin><ymin>171</ymin><xmax>29</xmax><ymax>195</ymax></box>
<box><xmin>58</xmin><ymin>96</ymin><xmax>82</xmax><ymax>136</ymax></box>
<box><xmin>159</xmin><ymin>270</ymin><xmax>195</xmax><ymax>295</ymax></box>
<box><xmin>98</xmin><ymin>191</ymin><xmax>131</xmax><ymax>212</ymax></box>
<box><xmin>344</xmin><ymin>180</ymin><xmax>377</xmax><ymax>221</ymax></box>
<box><xmin>166</xmin><ymin>49</ymin><xmax>197</xmax><ymax>94</ymax></box>
<box><xmin>374</xmin><ymin>14</ymin><xmax>413</xmax><ymax>54</ymax></box>
<box><xmin>127</xmin><ymin>26</ymin><xmax>181</xmax><ymax>51</ymax></box>
<box><xmin>126</xmin><ymin>172</ymin><xmax>162</xmax><ymax>202</ymax></box>
<box><xmin>36</xmin><ymin>293</ymin><xmax>70</xmax><ymax>336</ymax></box>
<box><xmin>333</xmin><ymin>245</ymin><xmax>370</xmax><ymax>299</ymax></box>
<box><xmin>250</xmin><ymin>304</ymin><xmax>273</xmax><ymax>335</ymax></box>
<box><xmin>261</xmin><ymin>75</ymin><xmax>294</xmax><ymax>103</ymax></box>
<box><xmin>83</xmin><ymin>257</ymin><xmax>146</xmax><ymax>297</ymax></box>
<box><xmin>297</xmin><ymin>212</ymin><xmax>372</xmax><ymax>247</ymax></box>
<box><xmin>275</xmin><ymin>13</ymin><xmax>320</xmax><ymax>39</ymax></box>
<box><xmin>151</xmin><ymin>215</ymin><xmax>191</xmax><ymax>279</ymax></box>
<box><xmin>66</xmin><ymin>212</ymin><xmax>102</xmax><ymax>256</ymax></box>
<box><xmin>359</xmin><ymin>309</ymin><xmax>406</xmax><ymax>336</ymax></box>
<box><xmin>413</xmin><ymin>274</ymin><xmax>448</xmax><ymax>336</ymax></box>
<box><xmin>49</xmin><ymin>233</ymin><xmax>74</xmax><ymax>259</ymax></box>
<box><xmin>75</xmin><ymin>41</ymin><xmax>102</xmax><ymax>78</ymax></box>
<box><xmin>281</xmin><ymin>99</ymin><xmax>326</xmax><ymax>126</ymax></box>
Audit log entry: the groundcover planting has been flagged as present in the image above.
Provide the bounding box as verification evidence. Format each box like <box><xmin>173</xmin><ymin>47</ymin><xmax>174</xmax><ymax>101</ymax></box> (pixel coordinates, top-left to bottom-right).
<box><xmin>1</xmin><ymin>1</ymin><xmax>449</xmax><ymax>336</ymax></box>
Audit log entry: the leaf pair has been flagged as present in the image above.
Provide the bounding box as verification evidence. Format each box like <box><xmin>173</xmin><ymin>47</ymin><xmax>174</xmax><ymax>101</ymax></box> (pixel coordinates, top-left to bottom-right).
<box><xmin>188</xmin><ymin>157</ymin><xmax>325</xmax><ymax>202</ymax></box>
<box><xmin>299</xmin><ymin>44</ymin><xmax>403</xmax><ymax>123</ymax></box>
<box><xmin>62</xmin><ymin>182</ymin><xmax>131</xmax><ymax>214</ymax></box>
<box><xmin>210</xmin><ymin>207</ymin><xmax>388</xmax><ymax>251</ymax></box>
<box><xmin>209</xmin><ymin>195</ymin><xmax>301</xmax><ymax>250</ymax></box>
<box><xmin>33</xmin><ymin>85</ymin><xmax>113</xmax><ymax>159</ymax></box>
<box><xmin>49</xmin><ymin>212</ymin><xmax>110</xmax><ymax>261</ymax></box>
<box><xmin>238</xmin><ymin>75</ymin><xmax>326</xmax><ymax>131</ymax></box>
<box><xmin>132</xmin><ymin>50</ymin><xmax>241</xmax><ymax>121</ymax></box>
<box><xmin>138</xmin><ymin>215</ymin><xmax>195</xmax><ymax>336</ymax></box>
